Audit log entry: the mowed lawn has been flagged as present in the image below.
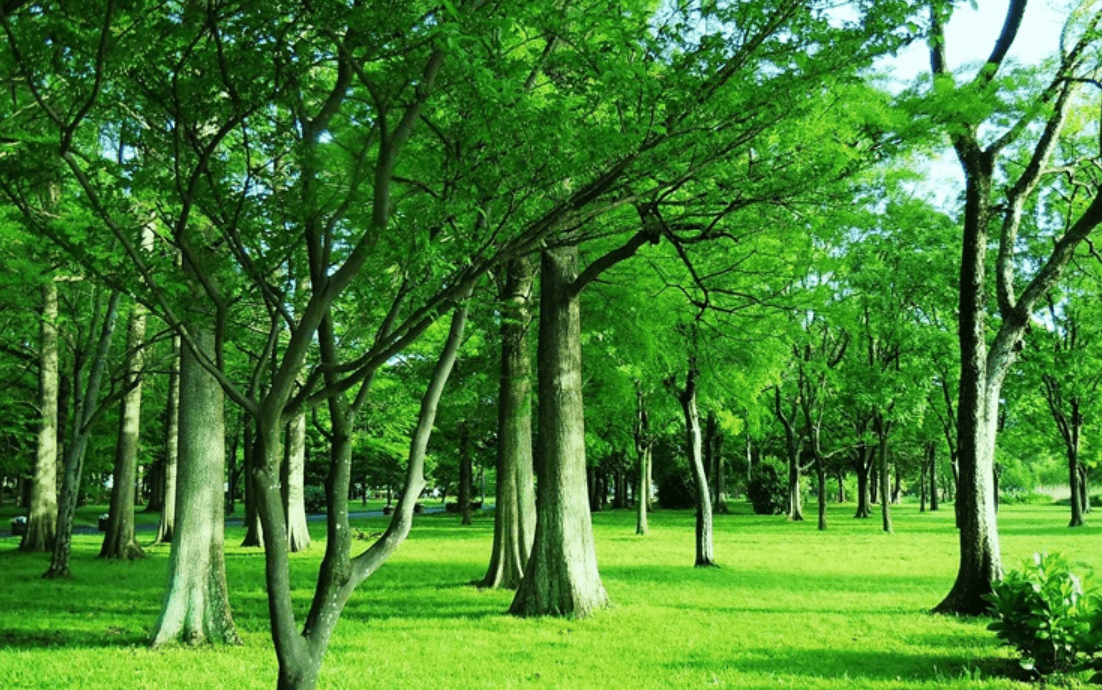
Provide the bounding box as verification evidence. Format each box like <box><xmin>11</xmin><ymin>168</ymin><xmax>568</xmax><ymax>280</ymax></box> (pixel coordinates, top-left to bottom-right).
<box><xmin>1</xmin><ymin>501</ymin><xmax>1099</xmax><ymax>689</ymax></box>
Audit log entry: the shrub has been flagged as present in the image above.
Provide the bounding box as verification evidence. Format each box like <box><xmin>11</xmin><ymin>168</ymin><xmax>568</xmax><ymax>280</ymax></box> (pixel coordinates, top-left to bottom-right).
<box><xmin>657</xmin><ymin>472</ymin><xmax>695</xmax><ymax>510</ymax></box>
<box><xmin>747</xmin><ymin>463</ymin><xmax>786</xmax><ymax>515</ymax></box>
<box><xmin>303</xmin><ymin>485</ymin><xmax>327</xmax><ymax>514</ymax></box>
<box><xmin>1000</xmin><ymin>491</ymin><xmax>1053</xmax><ymax>506</ymax></box>
<box><xmin>985</xmin><ymin>552</ymin><xmax>1102</xmax><ymax>678</ymax></box>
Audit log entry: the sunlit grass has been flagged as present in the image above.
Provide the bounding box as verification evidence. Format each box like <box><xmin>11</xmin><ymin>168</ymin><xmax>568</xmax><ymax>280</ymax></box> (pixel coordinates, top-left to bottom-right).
<box><xmin>1</xmin><ymin>501</ymin><xmax>1099</xmax><ymax>689</ymax></box>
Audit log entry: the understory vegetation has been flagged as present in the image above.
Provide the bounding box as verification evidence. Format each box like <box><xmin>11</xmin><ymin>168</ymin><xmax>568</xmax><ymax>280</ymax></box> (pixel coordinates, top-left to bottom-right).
<box><xmin>2</xmin><ymin>502</ymin><xmax>1100</xmax><ymax>690</ymax></box>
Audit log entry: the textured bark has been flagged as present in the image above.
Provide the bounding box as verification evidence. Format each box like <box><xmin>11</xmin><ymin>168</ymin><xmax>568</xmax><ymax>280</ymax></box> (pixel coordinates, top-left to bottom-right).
<box><xmin>45</xmin><ymin>289</ymin><xmax>121</xmax><ymax>579</ymax></box>
<box><xmin>151</xmin><ymin>323</ymin><xmax>239</xmax><ymax>646</ymax></box>
<box><xmin>853</xmin><ymin>445</ymin><xmax>872</xmax><ymax>518</ymax></box>
<box><xmin>283</xmin><ymin>407</ymin><xmax>312</xmax><ymax>551</ymax></box>
<box><xmin>100</xmin><ymin>296</ymin><xmax>149</xmax><ymax>560</ymax></box>
<box><xmin>480</xmin><ymin>258</ymin><xmax>536</xmax><ymax>589</ymax></box>
<box><xmin>155</xmin><ymin>335</ymin><xmax>180</xmax><ymax>544</ymax></box>
<box><xmin>634</xmin><ymin>384</ymin><xmax>652</xmax><ymax>536</ymax></box>
<box><xmin>510</xmin><ymin>246</ymin><xmax>609</xmax><ymax>617</ymax></box>
<box><xmin>22</xmin><ymin>281</ymin><xmax>59</xmax><ymax>553</ymax></box>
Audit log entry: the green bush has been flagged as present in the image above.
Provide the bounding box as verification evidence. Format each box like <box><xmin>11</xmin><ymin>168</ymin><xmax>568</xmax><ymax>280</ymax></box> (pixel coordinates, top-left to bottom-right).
<box><xmin>657</xmin><ymin>473</ymin><xmax>695</xmax><ymax>510</ymax></box>
<box><xmin>985</xmin><ymin>552</ymin><xmax>1102</xmax><ymax>678</ymax></box>
<box><xmin>303</xmin><ymin>485</ymin><xmax>327</xmax><ymax>514</ymax></box>
<box><xmin>1000</xmin><ymin>491</ymin><xmax>1053</xmax><ymax>506</ymax></box>
<box><xmin>747</xmin><ymin>463</ymin><xmax>786</xmax><ymax>515</ymax></box>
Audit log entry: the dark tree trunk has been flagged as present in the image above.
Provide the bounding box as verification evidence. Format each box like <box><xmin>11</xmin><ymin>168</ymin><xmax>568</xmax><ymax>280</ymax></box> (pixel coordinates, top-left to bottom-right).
<box><xmin>929</xmin><ymin>444</ymin><xmax>939</xmax><ymax>511</ymax></box>
<box><xmin>853</xmin><ymin>447</ymin><xmax>872</xmax><ymax>519</ymax></box>
<box><xmin>479</xmin><ymin>258</ymin><xmax>536</xmax><ymax>590</ymax></box>
<box><xmin>510</xmin><ymin>246</ymin><xmax>609</xmax><ymax>617</ymax></box>
<box><xmin>835</xmin><ymin>469</ymin><xmax>846</xmax><ymax>504</ymax></box>
<box><xmin>241</xmin><ymin>416</ymin><xmax>264</xmax><ymax>548</ymax></box>
<box><xmin>816</xmin><ymin>457</ymin><xmax>827</xmax><ymax>531</ymax></box>
<box><xmin>459</xmin><ymin>423</ymin><xmax>473</xmax><ymax>526</ymax></box>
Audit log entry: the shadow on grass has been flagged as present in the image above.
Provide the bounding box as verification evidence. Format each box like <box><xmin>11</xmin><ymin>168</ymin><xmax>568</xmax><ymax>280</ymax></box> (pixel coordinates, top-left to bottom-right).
<box><xmin>667</xmin><ymin>647</ymin><xmax>1018</xmax><ymax>685</ymax></box>
<box><xmin>0</xmin><ymin>626</ymin><xmax>151</xmax><ymax>649</ymax></box>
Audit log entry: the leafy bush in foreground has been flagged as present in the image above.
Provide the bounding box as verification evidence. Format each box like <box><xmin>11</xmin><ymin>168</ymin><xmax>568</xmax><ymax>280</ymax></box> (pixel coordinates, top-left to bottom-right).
<box><xmin>985</xmin><ymin>552</ymin><xmax>1102</xmax><ymax>679</ymax></box>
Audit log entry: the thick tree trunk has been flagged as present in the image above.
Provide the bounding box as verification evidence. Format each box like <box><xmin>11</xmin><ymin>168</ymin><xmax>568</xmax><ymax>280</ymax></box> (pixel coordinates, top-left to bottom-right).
<box><xmin>478</xmin><ymin>260</ymin><xmax>536</xmax><ymax>589</ymax></box>
<box><xmin>510</xmin><ymin>246</ymin><xmax>609</xmax><ymax>617</ymax></box>
<box><xmin>155</xmin><ymin>335</ymin><xmax>180</xmax><ymax>544</ymax></box>
<box><xmin>679</xmin><ymin>362</ymin><xmax>715</xmax><ymax>567</ymax></box>
<box><xmin>45</xmin><ymin>290</ymin><xmax>121</xmax><ymax>579</ymax></box>
<box><xmin>151</xmin><ymin>322</ymin><xmax>239</xmax><ymax>646</ymax></box>
<box><xmin>101</xmin><ymin>296</ymin><xmax>149</xmax><ymax>561</ymax></box>
<box><xmin>22</xmin><ymin>281</ymin><xmax>59</xmax><ymax>553</ymax></box>
<box><xmin>934</xmin><ymin>171</ymin><xmax>1003</xmax><ymax>615</ymax></box>
<box><xmin>283</xmin><ymin>406</ymin><xmax>312</xmax><ymax>551</ymax></box>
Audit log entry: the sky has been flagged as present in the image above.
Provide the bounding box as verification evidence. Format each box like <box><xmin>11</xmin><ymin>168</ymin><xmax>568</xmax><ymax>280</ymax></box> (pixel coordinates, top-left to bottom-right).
<box><xmin>880</xmin><ymin>1</ymin><xmax>1075</xmax><ymax>202</ymax></box>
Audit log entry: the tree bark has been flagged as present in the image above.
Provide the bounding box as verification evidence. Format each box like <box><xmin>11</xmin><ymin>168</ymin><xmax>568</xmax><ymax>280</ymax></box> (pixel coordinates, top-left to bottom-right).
<box><xmin>100</xmin><ymin>295</ymin><xmax>149</xmax><ymax>560</ymax></box>
<box><xmin>150</xmin><ymin>322</ymin><xmax>239</xmax><ymax>646</ymax></box>
<box><xmin>853</xmin><ymin>445</ymin><xmax>872</xmax><ymax>518</ymax></box>
<box><xmin>22</xmin><ymin>280</ymin><xmax>59</xmax><ymax>553</ymax></box>
<box><xmin>510</xmin><ymin>246</ymin><xmax>609</xmax><ymax>617</ymax></box>
<box><xmin>876</xmin><ymin>417</ymin><xmax>892</xmax><ymax>533</ymax></box>
<box><xmin>155</xmin><ymin>334</ymin><xmax>180</xmax><ymax>544</ymax></box>
<box><xmin>479</xmin><ymin>258</ymin><xmax>536</xmax><ymax>589</ymax></box>
<box><xmin>707</xmin><ymin>411</ymin><xmax>729</xmax><ymax>514</ymax></box>
<box><xmin>283</xmin><ymin>405</ymin><xmax>312</xmax><ymax>551</ymax></box>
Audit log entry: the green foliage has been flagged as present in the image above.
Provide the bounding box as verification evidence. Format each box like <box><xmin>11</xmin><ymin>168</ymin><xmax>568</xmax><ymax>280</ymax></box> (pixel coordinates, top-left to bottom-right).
<box><xmin>302</xmin><ymin>486</ymin><xmax>327</xmax><ymax>515</ymax></box>
<box><xmin>657</xmin><ymin>472</ymin><xmax>695</xmax><ymax>510</ymax></box>
<box><xmin>747</xmin><ymin>462</ymin><xmax>787</xmax><ymax>515</ymax></box>
<box><xmin>985</xmin><ymin>552</ymin><xmax>1102</xmax><ymax>678</ymax></box>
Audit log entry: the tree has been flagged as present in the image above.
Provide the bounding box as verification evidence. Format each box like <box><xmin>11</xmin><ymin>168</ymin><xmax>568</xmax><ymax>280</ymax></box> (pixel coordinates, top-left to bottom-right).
<box><xmin>21</xmin><ymin>279</ymin><xmax>58</xmax><ymax>552</ymax></box>
<box><xmin>927</xmin><ymin>0</ymin><xmax>1102</xmax><ymax>615</ymax></box>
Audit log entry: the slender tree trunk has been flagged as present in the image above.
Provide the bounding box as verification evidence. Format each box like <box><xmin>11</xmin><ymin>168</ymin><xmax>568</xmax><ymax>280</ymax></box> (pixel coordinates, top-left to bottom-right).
<box><xmin>929</xmin><ymin>445</ymin><xmax>940</xmax><ymax>511</ymax></box>
<box><xmin>479</xmin><ymin>260</ymin><xmax>536</xmax><ymax>589</ymax></box>
<box><xmin>877</xmin><ymin>423</ymin><xmax>892</xmax><ymax>534</ymax></box>
<box><xmin>707</xmin><ymin>411</ymin><xmax>729</xmax><ymax>514</ymax></box>
<box><xmin>1067</xmin><ymin>417</ymin><xmax>1085</xmax><ymax>527</ymax></box>
<box><xmin>816</xmin><ymin>457</ymin><xmax>827</xmax><ymax>531</ymax></box>
<box><xmin>151</xmin><ymin>322</ymin><xmax>239</xmax><ymax>646</ymax></box>
<box><xmin>679</xmin><ymin>360</ymin><xmax>715</xmax><ymax>567</ymax></box>
<box><xmin>155</xmin><ymin>335</ymin><xmax>180</xmax><ymax>544</ymax></box>
<box><xmin>45</xmin><ymin>290</ymin><xmax>121</xmax><ymax>579</ymax></box>
<box><xmin>836</xmin><ymin>469</ymin><xmax>846</xmax><ymax>504</ymax></box>
<box><xmin>854</xmin><ymin>449</ymin><xmax>871</xmax><ymax>519</ymax></box>
<box><xmin>241</xmin><ymin>416</ymin><xmax>265</xmax><ymax>547</ymax></box>
<box><xmin>1080</xmin><ymin>466</ymin><xmax>1090</xmax><ymax>514</ymax></box>
<box><xmin>459</xmin><ymin>423</ymin><xmax>473</xmax><ymax>526</ymax></box>
<box><xmin>101</xmin><ymin>295</ymin><xmax>149</xmax><ymax>560</ymax></box>
<box><xmin>283</xmin><ymin>405</ymin><xmax>312</xmax><ymax>551</ymax></box>
<box><xmin>634</xmin><ymin>383</ymin><xmax>651</xmax><ymax>536</ymax></box>
<box><xmin>22</xmin><ymin>281</ymin><xmax>59</xmax><ymax>553</ymax></box>
<box><xmin>510</xmin><ymin>246</ymin><xmax>609</xmax><ymax>617</ymax></box>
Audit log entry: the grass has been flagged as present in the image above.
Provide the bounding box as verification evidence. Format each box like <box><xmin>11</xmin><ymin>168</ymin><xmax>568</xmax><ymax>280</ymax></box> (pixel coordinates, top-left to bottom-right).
<box><xmin>1</xmin><ymin>500</ymin><xmax>1100</xmax><ymax>689</ymax></box>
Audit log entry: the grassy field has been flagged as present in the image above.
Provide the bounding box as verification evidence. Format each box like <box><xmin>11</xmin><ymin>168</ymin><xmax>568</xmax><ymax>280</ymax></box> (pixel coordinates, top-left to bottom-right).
<box><xmin>0</xmin><ymin>501</ymin><xmax>1099</xmax><ymax>690</ymax></box>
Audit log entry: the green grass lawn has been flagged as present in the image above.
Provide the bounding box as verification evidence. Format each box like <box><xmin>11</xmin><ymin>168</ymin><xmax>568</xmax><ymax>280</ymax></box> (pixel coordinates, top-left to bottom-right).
<box><xmin>1</xmin><ymin>501</ymin><xmax>1099</xmax><ymax>689</ymax></box>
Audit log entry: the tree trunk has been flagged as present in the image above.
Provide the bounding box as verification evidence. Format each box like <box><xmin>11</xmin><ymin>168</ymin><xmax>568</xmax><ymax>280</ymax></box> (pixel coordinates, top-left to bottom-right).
<box><xmin>283</xmin><ymin>405</ymin><xmax>312</xmax><ymax>551</ymax></box>
<box><xmin>835</xmin><ymin>469</ymin><xmax>846</xmax><ymax>504</ymax></box>
<box><xmin>45</xmin><ymin>289</ymin><xmax>122</xmax><ymax>579</ymax></box>
<box><xmin>707</xmin><ymin>411</ymin><xmax>729</xmax><ymax>514</ymax></box>
<box><xmin>1067</xmin><ymin>416</ymin><xmax>1085</xmax><ymax>527</ymax></box>
<box><xmin>934</xmin><ymin>169</ymin><xmax>1002</xmax><ymax>614</ymax></box>
<box><xmin>816</xmin><ymin>457</ymin><xmax>827</xmax><ymax>531</ymax></box>
<box><xmin>22</xmin><ymin>281</ymin><xmax>59</xmax><ymax>553</ymax></box>
<box><xmin>458</xmin><ymin>423</ymin><xmax>473</xmax><ymax>526</ymax></box>
<box><xmin>634</xmin><ymin>384</ymin><xmax>651</xmax><ymax>536</ymax></box>
<box><xmin>929</xmin><ymin>444</ymin><xmax>939</xmax><ymax>511</ymax></box>
<box><xmin>478</xmin><ymin>259</ymin><xmax>536</xmax><ymax>589</ymax></box>
<box><xmin>877</xmin><ymin>421</ymin><xmax>892</xmax><ymax>534</ymax></box>
<box><xmin>100</xmin><ymin>295</ymin><xmax>149</xmax><ymax>561</ymax></box>
<box><xmin>151</xmin><ymin>322</ymin><xmax>239</xmax><ymax>646</ymax></box>
<box><xmin>853</xmin><ymin>447</ymin><xmax>871</xmax><ymax>519</ymax></box>
<box><xmin>241</xmin><ymin>416</ymin><xmax>265</xmax><ymax>547</ymax></box>
<box><xmin>155</xmin><ymin>334</ymin><xmax>180</xmax><ymax>544</ymax></box>
<box><xmin>1080</xmin><ymin>466</ymin><xmax>1090</xmax><ymax>514</ymax></box>
<box><xmin>510</xmin><ymin>246</ymin><xmax>609</xmax><ymax>617</ymax></box>
<box><xmin>679</xmin><ymin>361</ymin><xmax>715</xmax><ymax>567</ymax></box>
